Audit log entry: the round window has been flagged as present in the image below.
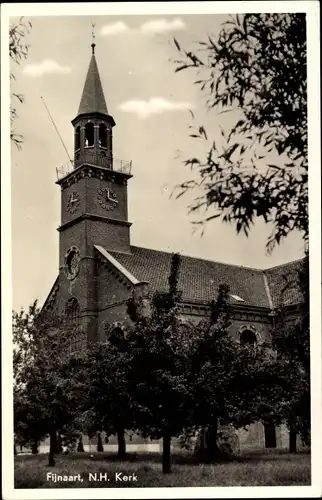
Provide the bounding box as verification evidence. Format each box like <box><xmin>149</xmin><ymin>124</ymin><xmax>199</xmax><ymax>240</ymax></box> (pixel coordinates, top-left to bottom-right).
<box><xmin>65</xmin><ymin>247</ymin><xmax>80</xmax><ymax>280</ymax></box>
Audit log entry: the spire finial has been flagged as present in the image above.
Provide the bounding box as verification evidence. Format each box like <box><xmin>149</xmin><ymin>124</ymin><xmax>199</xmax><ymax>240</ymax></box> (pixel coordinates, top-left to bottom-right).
<box><xmin>91</xmin><ymin>21</ymin><xmax>96</xmax><ymax>54</ymax></box>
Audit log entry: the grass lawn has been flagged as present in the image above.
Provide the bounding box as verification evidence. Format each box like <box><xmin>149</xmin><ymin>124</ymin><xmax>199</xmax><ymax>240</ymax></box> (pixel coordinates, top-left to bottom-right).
<box><xmin>15</xmin><ymin>449</ymin><xmax>311</xmax><ymax>488</ymax></box>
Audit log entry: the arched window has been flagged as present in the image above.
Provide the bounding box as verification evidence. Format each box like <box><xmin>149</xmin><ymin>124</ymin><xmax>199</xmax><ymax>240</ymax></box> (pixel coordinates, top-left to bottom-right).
<box><xmin>65</xmin><ymin>297</ymin><xmax>80</xmax><ymax>327</ymax></box>
<box><xmin>85</xmin><ymin>122</ymin><xmax>94</xmax><ymax>147</ymax></box>
<box><xmin>65</xmin><ymin>298</ymin><xmax>85</xmax><ymax>351</ymax></box>
<box><xmin>240</xmin><ymin>329</ymin><xmax>257</xmax><ymax>347</ymax></box>
<box><xmin>75</xmin><ymin>126</ymin><xmax>80</xmax><ymax>151</ymax></box>
<box><xmin>98</xmin><ymin>124</ymin><xmax>107</xmax><ymax>148</ymax></box>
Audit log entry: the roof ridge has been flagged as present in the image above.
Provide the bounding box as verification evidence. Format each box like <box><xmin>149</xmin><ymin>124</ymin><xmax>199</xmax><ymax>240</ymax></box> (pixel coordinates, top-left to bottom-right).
<box><xmin>95</xmin><ymin>245</ymin><xmax>141</xmax><ymax>285</ymax></box>
<box><xmin>127</xmin><ymin>245</ymin><xmax>288</xmax><ymax>273</ymax></box>
<box><xmin>264</xmin><ymin>257</ymin><xmax>305</xmax><ymax>272</ymax></box>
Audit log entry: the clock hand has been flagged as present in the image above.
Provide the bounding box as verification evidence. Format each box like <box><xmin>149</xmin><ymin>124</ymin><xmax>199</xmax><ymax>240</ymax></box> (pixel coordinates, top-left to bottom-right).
<box><xmin>107</xmin><ymin>196</ymin><xmax>118</xmax><ymax>204</ymax></box>
<box><xmin>105</xmin><ymin>189</ymin><xmax>118</xmax><ymax>204</ymax></box>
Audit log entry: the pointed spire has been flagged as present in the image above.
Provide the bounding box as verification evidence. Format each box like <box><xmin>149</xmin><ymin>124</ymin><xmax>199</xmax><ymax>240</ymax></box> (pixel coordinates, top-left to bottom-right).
<box><xmin>77</xmin><ymin>43</ymin><xmax>108</xmax><ymax>116</ymax></box>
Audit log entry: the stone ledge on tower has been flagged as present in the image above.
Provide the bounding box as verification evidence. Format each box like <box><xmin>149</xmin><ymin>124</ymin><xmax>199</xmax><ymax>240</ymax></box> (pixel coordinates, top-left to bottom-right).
<box><xmin>56</xmin><ymin>162</ymin><xmax>132</xmax><ymax>191</ymax></box>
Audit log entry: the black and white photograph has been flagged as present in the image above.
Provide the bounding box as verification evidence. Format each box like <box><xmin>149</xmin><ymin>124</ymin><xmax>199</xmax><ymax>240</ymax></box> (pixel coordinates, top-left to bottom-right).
<box><xmin>1</xmin><ymin>1</ymin><xmax>321</xmax><ymax>498</ymax></box>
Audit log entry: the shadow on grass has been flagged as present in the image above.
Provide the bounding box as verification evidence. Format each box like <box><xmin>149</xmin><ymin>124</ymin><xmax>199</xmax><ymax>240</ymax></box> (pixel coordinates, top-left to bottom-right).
<box><xmin>15</xmin><ymin>447</ymin><xmax>310</xmax><ymax>466</ymax></box>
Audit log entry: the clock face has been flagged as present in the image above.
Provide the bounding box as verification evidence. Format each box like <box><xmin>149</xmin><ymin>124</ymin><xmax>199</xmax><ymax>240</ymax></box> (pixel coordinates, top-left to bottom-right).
<box><xmin>96</xmin><ymin>186</ymin><xmax>118</xmax><ymax>211</ymax></box>
<box><xmin>66</xmin><ymin>191</ymin><xmax>80</xmax><ymax>214</ymax></box>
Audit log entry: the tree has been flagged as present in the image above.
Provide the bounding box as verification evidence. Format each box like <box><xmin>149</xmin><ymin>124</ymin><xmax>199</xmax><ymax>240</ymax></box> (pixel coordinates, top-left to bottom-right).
<box><xmin>126</xmin><ymin>254</ymin><xmax>300</xmax><ymax>469</ymax></box>
<box><xmin>10</xmin><ymin>17</ymin><xmax>32</xmax><ymax>149</ymax></box>
<box><xmin>13</xmin><ymin>301</ymin><xmax>85</xmax><ymax>466</ymax></box>
<box><xmin>80</xmin><ymin>334</ymin><xmax>134</xmax><ymax>459</ymax></box>
<box><xmin>126</xmin><ymin>253</ymin><xmax>196</xmax><ymax>473</ymax></box>
<box><xmin>182</xmin><ymin>282</ymin><xmax>296</xmax><ymax>461</ymax></box>
<box><xmin>272</xmin><ymin>252</ymin><xmax>310</xmax><ymax>451</ymax></box>
<box><xmin>173</xmin><ymin>14</ymin><xmax>307</xmax><ymax>252</ymax></box>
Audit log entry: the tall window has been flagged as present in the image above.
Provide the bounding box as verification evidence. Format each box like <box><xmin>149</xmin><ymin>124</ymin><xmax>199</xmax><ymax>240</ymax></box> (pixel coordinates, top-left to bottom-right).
<box><xmin>75</xmin><ymin>126</ymin><xmax>80</xmax><ymax>151</ymax></box>
<box><xmin>85</xmin><ymin>122</ymin><xmax>94</xmax><ymax>147</ymax></box>
<box><xmin>240</xmin><ymin>329</ymin><xmax>257</xmax><ymax>347</ymax></box>
<box><xmin>98</xmin><ymin>124</ymin><xmax>107</xmax><ymax>148</ymax></box>
<box><xmin>65</xmin><ymin>297</ymin><xmax>80</xmax><ymax>326</ymax></box>
<box><xmin>65</xmin><ymin>298</ymin><xmax>85</xmax><ymax>351</ymax></box>
<box><xmin>107</xmin><ymin>129</ymin><xmax>112</xmax><ymax>152</ymax></box>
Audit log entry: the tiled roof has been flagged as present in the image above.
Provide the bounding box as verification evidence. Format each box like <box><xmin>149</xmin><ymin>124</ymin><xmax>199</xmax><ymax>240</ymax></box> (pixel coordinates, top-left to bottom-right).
<box><xmin>109</xmin><ymin>246</ymin><xmax>305</xmax><ymax>309</ymax></box>
<box><xmin>77</xmin><ymin>54</ymin><xmax>108</xmax><ymax>116</ymax></box>
<box><xmin>108</xmin><ymin>247</ymin><xmax>260</xmax><ymax>308</ymax></box>
<box><xmin>264</xmin><ymin>259</ymin><xmax>304</xmax><ymax>308</ymax></box>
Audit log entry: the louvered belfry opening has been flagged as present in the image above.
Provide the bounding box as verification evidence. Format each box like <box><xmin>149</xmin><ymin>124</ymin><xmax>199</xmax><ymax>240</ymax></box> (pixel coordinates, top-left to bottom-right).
<box><xmin>71</xmin><ymin>44</ymin><xmax>115</xmax><ymax>171</ymax></box>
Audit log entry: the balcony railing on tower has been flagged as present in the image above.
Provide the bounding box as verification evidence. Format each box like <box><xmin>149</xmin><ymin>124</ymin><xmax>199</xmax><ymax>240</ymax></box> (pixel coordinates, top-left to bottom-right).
<box><xmin>56</xmin><ymin>149</ymin><xmax>132</xmax><ymax>181</ymax></box>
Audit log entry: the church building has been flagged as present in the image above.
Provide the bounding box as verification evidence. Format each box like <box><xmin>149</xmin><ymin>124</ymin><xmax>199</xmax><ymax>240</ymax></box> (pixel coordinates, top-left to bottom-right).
<box><xmin>43</xmin><ymin>42</ymin><xmax>304</xmax><ymax>451</ymax></box>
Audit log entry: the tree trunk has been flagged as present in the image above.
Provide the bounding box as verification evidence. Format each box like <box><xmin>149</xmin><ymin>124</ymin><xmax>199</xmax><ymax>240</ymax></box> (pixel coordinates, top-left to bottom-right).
<box><xmin>289</xmin><ymin>427</ymin><xmax>297</xmax><ymax>453</ymax></box>
<box><xmin>205</xmin><ymin>419</ymin><xmax>220</xmax><ymax>461</ymax></box>
<box><xmin>302</xmin><ymin>428</ymin><xmax>310</xmax><ymax>447</ymax></box>
<box><xmin>77</xmin><ymin>435</ymin><xmax>84</xmax><ymax>452</ymax></box>
<box><xmin>31</xmin><ymin>440</ymin><xmax>38</xmax><ymax>454</ymax></box>
<box><xmin>48</xmin><ymin>429</ymin><xmax>57</xmax><ymax>466</ymax></box>
<box><xmin>162</xmin><ymin>431</ymin><xmax>171</xmax><ymax>473</ymax></box>
<box><xmin>97</xmin><ymin>432</ymin><xmax>104</xmax><ymax>452</ymax></box>
<box><xmin>194</xmin><ymin>427</ymin><xmax>206</xmax><ymax>458</ymax></box>
<box><xmin>117</xmin><ymin>428</ymin><xmax>126</xmax><ymax>458</ymax></box>
<box><xmin>57</xmin><ymin>432</ymin><xmax>62</xmax><ymax>454</ymax></box>
<box><xmin>194</xmin><ymin>420</ymin><xmax>220</xmax><ymax>462</ymax></box>
<box><xmin>14</xmin><ymin>443</ymin><xmax>17</xmax><ymax>455</ymax></box>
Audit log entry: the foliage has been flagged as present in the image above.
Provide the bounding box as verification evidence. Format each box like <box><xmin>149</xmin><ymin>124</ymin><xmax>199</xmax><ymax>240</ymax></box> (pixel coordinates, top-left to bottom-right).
<box><xmin>126</xmin><ymin>254</ymin><xmax>290</xmax><ymax>469</ymax></box>
<box><xmin>79</xmin><ymin>337</ymin><xmax>134</xmax><ymax>457</ymax></box>
<box><xmin>185</xmin><ymin>290</ymin><xmax>293</xmax><ymax>460</ymax></box>
<box><xmin>125</xmin><ymin>253</ymin><xmax>198</xmax><ymax>472</ymax></box>
<box><xmin>216</xmin><ymin>425</ymin><xmax>240</xmax><ymax>457</ymax></box>
<box><xmin>173</xmin><ymin>14</ymin><xmax>307</xmax><ymax>252</ymax></box>
<box><xmin>10</xmin><ymin>17</ymin><xmax>32</xmax><ymax>149</ymax></box>
<box><xmin>272</xmin><ymin>253</ymin><xmax>310</xmax><ymax>445</ymax></box>
<box><xmin>274</xmin><ymin>254</ymin><xmax>309</xmax><ymax>370</ymax></box>
<box><xmin>13</xmin><ymin>301</ymin><xmax>86</xmax><ymax>464</ymax></box>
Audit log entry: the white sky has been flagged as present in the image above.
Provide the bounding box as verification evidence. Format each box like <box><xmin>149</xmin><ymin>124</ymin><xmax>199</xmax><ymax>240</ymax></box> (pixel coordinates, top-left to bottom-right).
<box><xmin>10</xmin><ymin>13</ymin><xmax>306</xmax><ymax>311</ymax></box>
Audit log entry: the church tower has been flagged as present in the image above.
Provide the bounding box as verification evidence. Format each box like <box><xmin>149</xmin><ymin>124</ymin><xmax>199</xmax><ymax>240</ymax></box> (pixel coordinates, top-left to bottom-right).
<box><xmin>55</xmin><ymin>41</ymin><xmax>132</xmax><ymax>342</ymax></box>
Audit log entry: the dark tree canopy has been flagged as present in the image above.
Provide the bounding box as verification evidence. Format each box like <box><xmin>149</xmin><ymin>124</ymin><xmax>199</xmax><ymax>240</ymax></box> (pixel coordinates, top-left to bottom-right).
<box><xmin>13</xmin><ymin>301</ymin><xmax>86</xmax><ymax>465</ymax></box>
<box><xmin>173</xmin><ymin>13</ymin><xmax>307</xmax><ymax>252</ymax></box>
<box><xmin>79</xmin><ymin>339</ymin><xmax>134</xmax><ymax>458</ymax></box>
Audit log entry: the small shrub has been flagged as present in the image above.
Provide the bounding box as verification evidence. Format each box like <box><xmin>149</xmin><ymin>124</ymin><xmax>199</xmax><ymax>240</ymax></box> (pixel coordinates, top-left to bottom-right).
<box><xmin>217</xmin><ymin>425</ymin><xmax>240</xmax><ymax>458</ymax></box>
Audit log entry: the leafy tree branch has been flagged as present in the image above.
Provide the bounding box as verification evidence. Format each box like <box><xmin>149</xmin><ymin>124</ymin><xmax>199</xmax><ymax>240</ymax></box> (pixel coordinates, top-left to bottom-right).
<box><xmin>172</xmin><ymin>13</ymin><xmax>307</xmax><ymax>252</ymax></box>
